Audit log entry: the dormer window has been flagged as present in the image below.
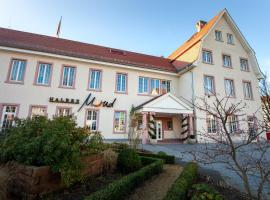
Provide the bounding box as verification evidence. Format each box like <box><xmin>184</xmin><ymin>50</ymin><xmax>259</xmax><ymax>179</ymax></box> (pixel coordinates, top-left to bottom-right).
<box><xmin>227</xmin><ymin>33</ymin><xmax>234</xmax><ymax>44</ymax></box>
<box><xmin>215</xmin><ymin>30</ymin><xmax>223</xmax><ymax>41</ymax></box>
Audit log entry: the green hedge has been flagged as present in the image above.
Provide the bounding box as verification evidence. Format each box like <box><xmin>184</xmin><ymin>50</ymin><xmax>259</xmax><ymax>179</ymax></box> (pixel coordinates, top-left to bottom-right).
<box><xmin>163</xmin><ymin>162</ymin><xmax>198</xmax><ymax>200</ymax></box>
<box><xmin>85</xmin><ymin>156</ymin><xmax>164</xmax><ymax>200</ymax></box>
<box><xmin>138</xmin><ymin>152</ymin><xmax>175</xmax><ymax>164</ymax></box>
<box><xmin>190</xmin><ymin>183</ymin><xmax>224</xmax><ymax>200</ymax></box>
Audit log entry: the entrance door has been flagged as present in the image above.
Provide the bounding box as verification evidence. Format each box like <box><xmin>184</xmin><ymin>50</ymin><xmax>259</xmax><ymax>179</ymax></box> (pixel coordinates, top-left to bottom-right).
<box><xmin>156</xmin><ymin>120</ymin><xmax>163</xmax><ymax>140</ymax></box>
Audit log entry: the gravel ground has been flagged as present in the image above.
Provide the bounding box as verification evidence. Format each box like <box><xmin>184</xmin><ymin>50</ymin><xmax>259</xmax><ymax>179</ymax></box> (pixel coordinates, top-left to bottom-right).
<box><xmin>127</xmin><ymin>164</ymin><xmax>183</xmax><ymax>200</ymax></box>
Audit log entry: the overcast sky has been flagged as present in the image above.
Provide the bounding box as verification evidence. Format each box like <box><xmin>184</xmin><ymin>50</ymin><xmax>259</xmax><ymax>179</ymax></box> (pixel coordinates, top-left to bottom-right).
<box><xmin>0</xmin><ymin>0</ymin><xmax>269</xmax><ymax>75</ymax></box>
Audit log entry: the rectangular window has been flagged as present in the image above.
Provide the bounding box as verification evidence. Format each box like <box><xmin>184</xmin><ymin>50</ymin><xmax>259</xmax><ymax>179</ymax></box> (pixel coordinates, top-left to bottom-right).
<box><xmin>30</xmin><ymin>106</ymin><xmax>47</xmax><ymax>118</ymax></box>
<box><xmin>150</xmin><ymin>79</ymin><xmax>160</xmax><ymax>95</ymax></box>
<box><xmin>86</xmin><ymin>110</ymin><xmax>98</xmax><ymax>131</ymax></box>
<box><xmin>215</xmin><ymin>30</ymin><xmax>223</xmax><ymax>41</ymax></box>
<box><xmin>89</xmin><ymin>69</ymin><xmax>102</xmax><ymax>90</ymax></box>
<box><xmin>227</xmin><ymin>33</ymin><xmax>234</xmax><ymax>44</ymax></box>
<box><xmin>207</xmin><ymin>114</ymin><xmax>217</xmax><ymax>133</ymax></box>
<box><xmin>61</xmin><ymin>66</ymin><xmax>76</xmax><ymax>88</ymax></box>
<box><xmin>56</xmin><ymin>107</ymin><xmax>71</xmax><ymax>116</ymax></box>
<box><xmin>36</xmin><ymin>63</ymin><xmax>52</xmax><ymax>85</ymax></box>
<box><xmin>161</xmin><ymin>80</ymin><xmax>171</xmax><ymax>94</ymax></box>
<box><xmin>204</xmin><ymin>75</ymin><xmax>215</xmax><ymax>95</ymax></box>
<box><xmin>225</xmin><ymin>79</ymin><xmax>235</xmax><ymax>97</ymax></box>
<box><xmin>243</xmin><ymin>81</ymin><xmax>253</xmax><ymax>99</ymax></box>
<box><xmin>240</xmin><ymin>58</ymin><xmax>249</xmax><ymax>71</ymax></box>
<box><xmin>223</xmin><ymin>55</ymin><xmax>232</xmax><ymax>68</ymax></box>
<box><xmin>0</xmin><ymin>105</ymin><xmax>18</xmax><ymax>133</ymax></box>
<box><xmin>247</xmin><ymin>116</ymin><xmax>257</xmax><ymax>137</ymax></box>
<box><xmin>114</xmin><ymin>111</ymin><xmax>126</xmax><ymax>133</ymax></box>
<box><xmin>167</xmin><ymin>120</ymin><xmax>173</xmax><ymax>130</ymax></box>
<box><xmin>202</xmin><ymin>50</ymin><xmax>213</xmax><ymax>64</ymax></box>
<box><xmin>8</xmin><ymin>59</ymin><xmax>26</xmax><ymax>83</ymax></box>
<box><xmin>138</xmin><ymin>77</ymin><xmax>149</xmax><ymax>94</ymax></box>
<box><xmin>116</xmin><ymin>73</ymin><xmax>127</xmax><ymax>93</ymax></box>
<box><xmin>228</xmin><ymin>115</ymin><xmax>239</xmax><ymax>133</ymax></box>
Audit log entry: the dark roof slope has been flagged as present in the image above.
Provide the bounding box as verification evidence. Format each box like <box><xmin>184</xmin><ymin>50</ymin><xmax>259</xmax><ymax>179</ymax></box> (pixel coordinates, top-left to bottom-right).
<box><xmin>0</xmin><ymin>28</ymin><xmax>189</xmax><ymax>73</ymax></box>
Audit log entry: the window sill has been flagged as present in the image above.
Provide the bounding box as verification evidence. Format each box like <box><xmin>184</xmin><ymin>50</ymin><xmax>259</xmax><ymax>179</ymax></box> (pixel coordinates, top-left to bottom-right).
<box><xmin>87</xmin><ymin>88</ymin><xmax>102</xmax><ymax>92</ymax></box>
<box><xmin>5</xmin><ymin>80</ymin><xmax>24</xmax><ymax>85</ymax></box>
<box><xmin>202</xmin><ymin>61</ymin><xmax>214</xmax><ymax>65</ymax></box>
<box><xmin>34</xmin><ymin>83</ymin><xmax>51</xmax><ymax>87</ymax></box>
<box><xmin>227</xmin><ymin>42</ymin><xmax>235</xmax><ymax>45</ymax></box>
<box><xmin>223</xmin><ymin>66</ymin><xmax>233</xmax><ymax>69</ymax></box>
<box><xmin>115</xmin><ymin>91</ymin><xmax>128</xmax><ymax>95</ymax></box>
<box><xmin>58</xmin><ymin>85</ymin><xmax>76</xmax><ymax>89</ymax></box>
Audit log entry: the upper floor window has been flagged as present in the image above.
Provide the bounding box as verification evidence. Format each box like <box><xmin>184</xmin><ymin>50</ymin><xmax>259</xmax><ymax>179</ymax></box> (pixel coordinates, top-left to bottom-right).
<box><xmin>30</xmin><ymin>106</ymin><xmax>47</xmax><ymax>118</ymax></box>
<box><xmin>224</xmin><ymin>79</ymin><xmax>235</xmax><ymax>97</ymax></box>
<box><xmin>207</xmin><ymin>114</ymin><xmax>217</xmax><ymax>133</ymax></box>
<box><xmin>86</xmin><ymin>110</ymin><xmax>98</xmax><ymax>131</ymax></box>
<box><xmin>240</xmin><ymin>58</ymin><xmax>249</xmax><ymax>71</ymax></box>
<box><xmin>223</xmin><ymin>54</ymin><xmax>232</xmax><ymax>68</ymax></box>
<box><xmin>202</xmin><ymin>50</ymin><xmax>213</xmax><ymax>64</ymax></box>
<box><xmin>114</xmin><ymin>111</ymin><xmax>126</xmax><ymax>133</ymax></box>
<box><xmin>204</xmin><ymin>75</ymin><xmax>215</xmax><ymax>95</ymax></box>
<box><xmin>138</xmin><ymin>77</ymin><xmax>149</xmax><ymax>94</ymax></box>
<box><xmin>56</xmin><ymin>107</ymin><xmax>71</xmax><ymax>117</ymax></box>
<box><xmin>150</xmin><ymin>79</ymin><xmax>160</xmax><ymax>95</ymax></box>
<box><xmin>89</xmin><ymin>69</ymin><xmax>102</xmax><ymax>90</ymax></box>
<box><xmin>161</xmin><ymin>80</ymin><xmax>171</xmax><ymax>94</ymax></box>
<box><xmin>228</xmin><ymin>115</ymin><xmax>239</xmax><ymax>133</ymax></box>
<box><xmin>36</xmin><ymin>62</ymin><xmax>52</xmax><ymax>86</ymax></box>
<box><xmin>61</xmin><ymin>66</ymin><xmax>76</xmax><ymax>88</ymax></box>
<box><xmin>8</xmin><ymin>59</ymin><xmax>26</xmax><ymax>83</ymax></box>
<box><xmin>116</xmin><ymin>73</ymin><xmax>127</xmax><ymax>93</ymax></box>
<box><xmin>243</xmin><ymin>81</ymin><xmax>253</xmax><ymax>99</ymax></box>
<box><xmin>227</xmin><ymin>33</ymin><xmax>234</xmax><ymax>44</ymax></box>
<box><xmin>215</xmin><ymin>30</ymin><xmax>223</xmax><ymax>41</ymax></box>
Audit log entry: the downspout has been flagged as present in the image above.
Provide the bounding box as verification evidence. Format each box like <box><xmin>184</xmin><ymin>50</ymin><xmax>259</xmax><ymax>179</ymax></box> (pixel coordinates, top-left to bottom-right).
<box><xmin>190</xmin><ymin>70</ymin><xmax>197</xmax><ymax>142</ymax></box>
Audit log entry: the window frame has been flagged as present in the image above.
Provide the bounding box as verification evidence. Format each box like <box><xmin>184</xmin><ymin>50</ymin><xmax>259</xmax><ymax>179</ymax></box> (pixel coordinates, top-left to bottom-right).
<box><xmin>242</xmin><ymin>80</ymin><xmax>254</xmax><ymax>100</ymax></box>
<box><xmin>240</xmin><ymin>58</ymin><xmax>249</xmax><ymax>72</ymax></box>
<box><xmin>224</xmin><ymin>78</ymin><xmax>236</xmax><ymax>98</ymax></box>
<box><xmin>228</xmin><ymin>115</ymin><xmax>239</xmax><ymax>134</ymax></box>
<box><xmin>204</xmin><ymin>75</ymin><xmax>216</xmax><ymax>96</ymax></box>
<box><xmin>206</xmin><ymin>114</ymin><xmax>217</xmax><ymax>134</ymax></box>
<box><xmin>222</xmin><ymin>54</ymin><xmax>233</xmax><ymax>68</ymax></box>
<box><xmin>161</xmin><ymin>80</ymin><xmax>171</xmax><ymax>94</ymax></box>
<box><xmin>88</xmin><ymin>68</ymin><xmax>102</xmax><ymax>91</ymax></box>
<box><xmin>115</xmin><ymin>72</ymin><xmax>128</xmax><ymax>94</ymax></box>
<box><xmin>202</xmin><ymin>49</ymin><xmax>213</xmax><ymax>64</ymax></box>
<box><xmin>6</xmin><ymin>58</ymin><xmax>27</xmax><ymax>84</ymax></box>
<box><xmin>28</xmin><ymin>105</ymin><xmax>47</xmax><ymax>118</ymax></box>
<box><xmin>59</xmin><ymin>65</ymin><xmax>77</xmax><ymax>89</ymax></box>
<box><xmin>85</xmin><ymin>109</ymin><xmax>99</xmax><ymax>132</ymax></box>
<box><xmin>138</xmin><ymin>76</ymin><xmax>150</xmax><ymax>95</ymax></box>
<box><xmin>0</xmin><ymin>103</ymin><xmax>20</xmax><ymax>133</ymax></box>
<box><xmin>56</xmin><ymin>106</ymin><xmax>72</xmax><ymax>117</ymax></box>
<box><xmin>150</xmin><ymin>78</ymin><xmax>161</xmax><ymax>95</ymax></box>
<box><xmin>113</xmin><ymin>110</ymin><xmax>127</xmax><ymax>134</ymax></box>
<box><xmin>34</xmin><ymin>61</ymin><xmax>53</xmax><ymax>87</ymax></box>
<box><xmin>227</xmin><ymin>33</ymin><xmax>234</xmax><ymax>44</ymax></box>
<box><xmin>215</xmin><ymin>30</ymin><xmax>223</xmax><ymax>42</ymax></box>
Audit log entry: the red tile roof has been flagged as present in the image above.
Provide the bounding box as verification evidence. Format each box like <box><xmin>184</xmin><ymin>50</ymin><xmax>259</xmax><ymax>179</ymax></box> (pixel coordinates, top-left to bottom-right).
<box><xmin>0</xmin><ymin>27</ymin><xmax>187</xmax><ymax>73</ymax></box>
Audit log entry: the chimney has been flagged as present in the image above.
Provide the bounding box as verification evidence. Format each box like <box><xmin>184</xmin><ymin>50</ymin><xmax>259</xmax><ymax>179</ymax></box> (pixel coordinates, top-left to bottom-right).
<box><xmin>196</xmin><ymin>20</ymin><xmax>207</xmax><ymax>32</ymax></box>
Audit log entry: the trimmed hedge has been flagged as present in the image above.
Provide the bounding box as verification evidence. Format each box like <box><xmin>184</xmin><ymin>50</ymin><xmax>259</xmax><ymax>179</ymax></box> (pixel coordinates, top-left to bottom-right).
<box><xmin>85</xmin><ymin>156</ymin><xmax>164</xmax><ymax>200</ymax></box>
<box><xmin>138</xmin><ymin>152</ymin><xmax>175</xmax><ymax>164</ymax></box>
<box><xmin>163</xmin><ymin>162</ymin><xmax>198</xmax><ymax>200</ymax></box>
<box><xmin>117</xmin><ymin>148</ymin><xmax>142</xmax><ymax>173</ymax></box>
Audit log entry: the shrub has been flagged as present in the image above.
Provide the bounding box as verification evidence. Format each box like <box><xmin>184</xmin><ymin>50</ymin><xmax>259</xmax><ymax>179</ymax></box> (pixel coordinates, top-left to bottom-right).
<box><xmin>0</xmin><ymin>116</ymin><xmax>91</xmax><ymax>186</ymax></box>
<box><xmin>190</xmin><ymin>184</ymin><xmax>224</xmax><ymax>200</ymax></box>
<box><xmin>137</xmin><ymin>152</ymin><xmax>175</xmax><ymax>164</ymax></box>
<box><xmin>158</xmin><ymin>151</ymin><xmax>167</xmax><ymax>156</ymax></box>
<box><xmin>117</xmin><ymin>148</ymin><xmax>142</xmax><ymax>173</ymax></box>
<box><xmin>164</xmin><ymin>162</ymin><xmax>198</xmax><ymax>200</ymax></box>
<box><xmin>85</xmin><ymin>157</ymin><xmax>164</xmax><ymax>200</ymax></box>
<box><xmin>102</xmin><ymin>149</ymin><xmax>118</xmax><ymax>174</ymax></box>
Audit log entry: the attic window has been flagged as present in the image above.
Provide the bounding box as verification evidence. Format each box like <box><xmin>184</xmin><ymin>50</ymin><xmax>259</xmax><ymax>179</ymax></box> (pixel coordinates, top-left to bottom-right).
<box><xmin>109</xmin><ymin>49</ymin><xmax>127</xmax><ymax>56</ymax></box>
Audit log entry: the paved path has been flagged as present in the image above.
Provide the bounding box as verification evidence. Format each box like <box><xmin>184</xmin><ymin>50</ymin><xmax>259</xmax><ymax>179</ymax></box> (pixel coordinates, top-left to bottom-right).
<box><xmin>127</xmin><ymin>164</ymin><xmax>182</xmax><ymax>200</ymax></box>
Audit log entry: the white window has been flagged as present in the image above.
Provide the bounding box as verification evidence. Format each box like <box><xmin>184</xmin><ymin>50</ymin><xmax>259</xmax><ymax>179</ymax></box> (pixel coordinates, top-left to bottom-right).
<box><xmin>161</xmin><ymin>80</ymin><xmax>171</xmax><ymax>94</ymax></box>
<box><xmin>62</xmin><ymin>66</ymin><xmax>76</xmax><ymax>87</ymax></box>
<box><xmin>116</xmin><ymin>73</ymin><xmax>127</xmax><ymax>93</ymax></box>
<box><xmin>56</xmin><ymin>107</ymin><xmax>71</xmax><ymax>116</ymax></box>
<box><xmin>207</xmin><ymin>114</ymin><xmax>217</xmax><ymax>133</ymax></box>
<box><xmin>0</xmin><ymin>105</ymin><xmax>18</xmax><ymax>133</ymax></box>
<box><xmin>9</xmin><ymin>59</ymin><xmax>26</xmax><ymax>83</ymax></box>
<box><xmin>30</xmin><ymin>106</ymin><xmax>47</xmax><ymax>118</ymax></box>
<box><xmin>243</xmin><ymin>81</ymin><xmax>253</xmax><ymax>99</ymax></box>
<box><xmin>114</xmin><ymin>111</ymin><xmax>126</xmax><ymax>133</ymax></box>
<box><xmin>204</xmin><ymin>76</ymin><xmax>215</xmax><ymax>95</ymax></box>
<box><xmin>227</xmin><ymin>33</ymin><xmax>234</xmax><ymax>44</ymax></box>
<box><xmin>225</xmin><ymin>79</ymin><xmax>235</xmax><ymax>97</ymax></box>
<box><xmin>202</xmin><ymin>50</ymin><xmax>213</xmax><ymax>64</ymax></box>
<box><xmin>36</xmin><ymin>63</ymin><xmax>52</xmax><ymax>85</ymax></box>
<box><xmin>228</xmin><ymin>115</ymin><xmax>239</xmax><ymax>133</ymax></box>
<box><xmin>240</xmin><ymin>59</ymin><xmax>249</xmax><ymax>71</ymax></box>
<box><xmin>150</xmin><ymin>79</ymin><xmax>160</xmax><ymax>95</ymax></box>
<box><xmin>247</xmin><ymin>116</ymin><xmax>257</xmax><ymax>136</ymax></box>
<box><xmin>138</xmin><ymin>77</ymin><xmax>149</xmax><ymax>94</ymax></box>
<box><xmin>215</xmin><ymin>30</ymin><xmax>222</xmax><ymax>41</ymax></box>
<box><xmin>89</xmin><ymin>70</ymin><xmax>102</xmax><ymax>90</ymax></box>
<box><xmin>86</xmin><ymin>110</ymin><xmax>98</xmax><ymax>131</ymax></box>
<box><xmin>223</xmin><ymin>55</ymin><xmax>232</xmax><ymax>67</ymax></box>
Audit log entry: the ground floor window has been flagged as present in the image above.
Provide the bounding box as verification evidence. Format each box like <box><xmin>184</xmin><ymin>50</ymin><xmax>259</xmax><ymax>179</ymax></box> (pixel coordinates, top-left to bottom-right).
<box><xmin>56</xmin><ymin>107</ymin><xmax>72</xmax><ymax>116</ymax></box>
<box><xmin>86</xmin><ymin>110</ymin><xmax>98</xmax><ymax>131</ymax></box>
<box><xmin>167</xmin><ymin>120</ymin><xmax>173</xmax><ymax>130</ymax></box>
<box><xmin>247</xmin><ymin>116</ymin><xmax>257</xmax><ymax>137</ymax></box>
<box><xmin>114</xmin><ymin>111</ymin><xmax>126</xmax><ymax>133</ymax></box>
<box><xmin>30</xmin><ymin>106</ymin><xmax>47</xmax><ymax>118</ymax></box>
<box><xmin>207</xmin><ymin>114</ymin><xmax>217</xmax><ymax>133</ymax></box>
<box><xmin>0</xmin><ymin>105</ymin><xmax>18</xmax><ymax>132</ymax></box>
<box><xmin>228</xmin><ymin>115</ymin><xmax>239</xmax><ymax>133</ymax></box>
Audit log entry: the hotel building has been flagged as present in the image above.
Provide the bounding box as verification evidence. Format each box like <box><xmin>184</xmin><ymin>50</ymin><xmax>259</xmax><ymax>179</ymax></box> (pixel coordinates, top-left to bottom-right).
<box><xmin>0</xmin><ymin>9</ymin><xmax>264</xmax><ymax>143</ymax></box>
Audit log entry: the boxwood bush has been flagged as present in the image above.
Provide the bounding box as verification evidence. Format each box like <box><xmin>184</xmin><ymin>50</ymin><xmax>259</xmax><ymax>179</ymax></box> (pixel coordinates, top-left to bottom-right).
<box><xmin>117</xmin><ymin>148</ymin><xmax>142</xmax><ymax>173</ymax></box>
<box><xmin>85</xmin><ymin>156</ymin><xmax>164</xmax><ymax>200</ymax></box>
<box><xmin>137</xmin><ymin>151</ymin><xmax>175</xmax><ymax>164</ymax></box>
<box><xmin>164</xmin><ymin>162</ymin><xmax>198</xmax><ymax>200</ymax></box>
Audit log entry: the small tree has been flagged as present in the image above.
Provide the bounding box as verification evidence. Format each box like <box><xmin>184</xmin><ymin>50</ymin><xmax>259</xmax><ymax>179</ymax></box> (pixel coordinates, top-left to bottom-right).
<box><xmin>127</xmin><ymin>105</ymin><xmax>141</xmax><ymax>149</ymax></box>
<box><xmin>260</xmin><ymin>77</ymin><xmax>270</xmax><ymax>130</ymax></box>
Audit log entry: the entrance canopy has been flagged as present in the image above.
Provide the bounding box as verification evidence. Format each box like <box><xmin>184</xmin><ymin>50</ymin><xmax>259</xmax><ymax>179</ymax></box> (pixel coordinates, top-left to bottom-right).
<box><xmin>135</xmin><ymin>93</ymin><xmax>193</xmax><ymax>114</ymax></box>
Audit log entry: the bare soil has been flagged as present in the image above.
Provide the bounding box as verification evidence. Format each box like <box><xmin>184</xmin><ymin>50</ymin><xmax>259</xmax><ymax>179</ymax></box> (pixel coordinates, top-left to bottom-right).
<box><xmin>127</xmin><ymin>164</ymin><xmax>183</xmax><ymax>200</ymax></box>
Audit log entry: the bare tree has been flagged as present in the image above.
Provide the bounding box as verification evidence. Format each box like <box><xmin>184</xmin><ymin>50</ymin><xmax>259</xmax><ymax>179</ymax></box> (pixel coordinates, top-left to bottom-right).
<box><xmin>189</xmin><ymin>94</ymin><xmax>270</xmax><ymax>200</ymax></box>
<box><xmin>260</xmin><ymin>77</ymin><xmax>270</xmax><ymax>130</ymax></box>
